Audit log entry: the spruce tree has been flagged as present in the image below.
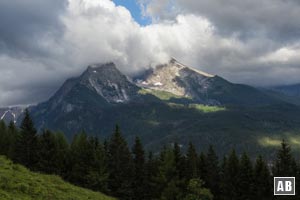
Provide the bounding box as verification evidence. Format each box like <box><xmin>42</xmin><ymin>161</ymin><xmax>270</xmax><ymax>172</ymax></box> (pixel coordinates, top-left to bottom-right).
<box><xmin>85</xmin><ymin>136</ymin><xmax>108</xmax><ymax>192</ymax></box>
<box><xmin>198</xmin><ymin>152</ymin><xmax>206</xmax><ymax>181</ymax></box>
<box><xmin>145</xmin><ymin>151</ymin><xmax>160</xmax><ymax>200</ymax></box>
<box><xmin>173</xmin><ymin>142</ymin><xmax>185</xmax><ymax>179</ymax></box>
<box><xmin>36</xmin><ymin>130</ymin><xmax>69</xmax><ymax>176</ymax></box>
<box><xmin>222</xmin><ymin>149</ymin><xmax>240</xmax><ymax>200</ymax></box>
<box><xmin>67</xmin><ymin>132</ymin><xmax>108</xmax><ymax>192</ymax></box>
<box><xmin>54</xmin><ymin>131</ymin><xmax>69</xmax><ymax>177</ymax></box>
<box><xmin>14</xmin><ymin>109</ymin><xmax>38</xmax><ymax>169</ymax></box>
<box><xmin>272</xmin><ymin>140</ymin><xmax>297</xmax><ymax>177</ymax></box>
<box><xmin>107</xmin><ymin>125</ymin><xmax>134</xmax><ymax>199</ymax></box>
<box><xmin>7</xmin><ymin>121</ymin><xmax>18</xmax><ymax>159</ymax></box>
<box><xmin>205</xmin><ymin>145</ymin><xmax>220</xmax><ymax>199</ymax></box>
<box><xmin>158</xmin><ymin>147</ymin><xmax>183</xmax><ymax>200</ymax></box>
<box><xmin>219</xmin><ymin>156</ymin><xmax>227</xmax><ymax>198</ymax></box>
<box><xmin>36</xmin><ymin>130</ymin><xmax>58</xmax><ymax>174</ymax></box>
<box><xmin>238</xmin><ymin>152</ymin><xmax>254</xmax><ymax>200</ymax></box>
<box><xmin>132</xmin><ymin>137</ymin><xmax>146</xmax><ymax>200</ymax></box>
<box><xmin>185</xmin><ymin>142</ymin><xmax>198</xmax><ymax>180</ymax></box>
<box><xmin>67</xmin><ymin>132</ymin><xmax>89</xmax><ymax>186</ymax></box>
<box><xmin>0</xmin><ymin>120</ymin><xmax>8</xmax><ymax>155</ymax></box>
<box><xmin>253</xmin><ymin>155</ymin><xmax>272</xmax><ymax>200</ymax></box>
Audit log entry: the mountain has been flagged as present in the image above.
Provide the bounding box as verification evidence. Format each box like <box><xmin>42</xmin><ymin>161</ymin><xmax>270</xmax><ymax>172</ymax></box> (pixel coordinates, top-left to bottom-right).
<box><xmin>260</xmin><ymin>84</ymin><xmax>300</xmax><ymax>106</ymax></box>
<box><xmin>0</xmin><ymin>107</ymin><xmax>24</xmax><ymax>124</ymax></box>
<box><xmin>29</xmin><ymin>62</ymin><xmax>149</xmax><ymax>137</ymax></box>
<box><xmin>0</xmin><ymin>156</ymin><xmax>115</xmax><ymax>200</ymax></box>
<box><xmin>25</xmin><ymin>60</ymin><xmax>300</xmax><ymax>158</ymax></box>
<box><xmin>136</xmin><ymin>58</ymin><xmax>280</xmax><ymax>106</ymax></box>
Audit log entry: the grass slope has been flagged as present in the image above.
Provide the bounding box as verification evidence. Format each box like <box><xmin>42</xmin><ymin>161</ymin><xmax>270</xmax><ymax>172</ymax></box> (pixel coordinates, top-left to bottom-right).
<box><xmin>0</xmin><ymin>156</ymin><xmax>115</xmax><ymax>200</ymax></box>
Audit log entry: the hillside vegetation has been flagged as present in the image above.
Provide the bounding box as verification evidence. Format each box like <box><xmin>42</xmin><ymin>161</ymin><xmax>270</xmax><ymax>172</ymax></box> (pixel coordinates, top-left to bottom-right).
<box><xmin>0</xmin><ymin>156</ymin><xmax>115</xmax><ymax>200</ymax></box>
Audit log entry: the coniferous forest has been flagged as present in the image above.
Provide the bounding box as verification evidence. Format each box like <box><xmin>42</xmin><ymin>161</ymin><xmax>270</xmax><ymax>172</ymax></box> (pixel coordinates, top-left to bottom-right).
<box><xmin>1</xmin><ymin>110</ymin><xmax>300</xmax><ymax>200</ymax></box>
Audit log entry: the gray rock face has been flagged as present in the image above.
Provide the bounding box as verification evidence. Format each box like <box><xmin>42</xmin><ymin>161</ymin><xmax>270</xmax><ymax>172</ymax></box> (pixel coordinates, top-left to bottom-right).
<box><xmin>137</xmin><ymin>58</ymin><xmax>213</xmax><ymax>95</ymax></box>
<box><xmin>136</xmin><ymin>58</ymin><xmax>279</xmax><ymax>106</ymax></box>
<box><xmin>0</xmin><ymin>107</ymin><xmax>24</xmax><ymax>124</ymax></box>
<box><xmin>136</xmin><ymin>58</ymin><xmax>221</xmax><ymax>105</ymax></box>
<box><xmin>80</xmin><ymin>63</ymin><xmax>139</xmax><ymax>103</ymax></box>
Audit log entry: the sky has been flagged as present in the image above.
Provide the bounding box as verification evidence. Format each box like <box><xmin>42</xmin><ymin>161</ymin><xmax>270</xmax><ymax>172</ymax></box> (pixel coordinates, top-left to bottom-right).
<box><xmin>1</xmin><ymin>0</ymin><xmax>300</xmax><ymax>106</ymax></box>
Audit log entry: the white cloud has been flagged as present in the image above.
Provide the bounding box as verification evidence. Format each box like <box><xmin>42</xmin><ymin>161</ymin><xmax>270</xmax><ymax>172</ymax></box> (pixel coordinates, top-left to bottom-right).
<box><xmin>1</xmin><ymin>0</ymin><xmax>300</xmax><ymax>106</ymax></box>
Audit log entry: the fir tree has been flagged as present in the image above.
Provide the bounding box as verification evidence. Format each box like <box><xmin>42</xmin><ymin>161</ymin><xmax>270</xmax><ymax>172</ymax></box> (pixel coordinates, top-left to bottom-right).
<box><xmin>67</xmin><ymin>132</ymin><xmax>108</xmax><ymax>192</ymax></box>
<box><xmin>85</xmin><ymin>136</ymin><xmax>108</xmax><ymax>192</ymax></box>
<box><xmin>253</xmin><ymin>155</ymin><xmax>272</xmax><ymax>200</ymax></box>
<box><xmin>67</xmin><ymin>132</ymin><xmax>89</xmax><ymax>185</ymax></box>
<box><xmin>107</xmin><ymin>125</ymin><xmax>134</xmax><ymax>199</ymax></box>
<box><xmin>6</xmin><ymin>121</ymin><xmax>18</xmax><ymax>159</ymax></box>
<box><xmin>54</xmin><ymin>132</ymin><xmax>69</xmax><ymax>177</ymax></box>
<box><xmin>173</xmin><ymin>142</ymin><xmax>185</xmax><ymax>179</ymax></box>
<box><xmin>185</xmin><ymin>142</ymin><xmax>198</xmax><ymax>180</ymax></box>
<box><xmin>222</xmin><ymin>149</ymin><xmax>240</xmax><ymax>200</ymax></box>
<box><xmin>272</xmin><ymin>140</ymin><xmax>297</xmax><ymax>177</ymax></box>
<box><xmin>14</xmin><ymin>109</ymin><xmax>38</xmax><ymax>169</ymax></box>
<box><xmin>205</xmin><ymin>145</ymin><xmax>220</xmax><ymax>199</ymax></box>
<box><xmin>36</xmin><ymin>130</ymin><xmax>59</xmax><ymax>174</ymax></box>
<box><xmin>238</xmin><ymin>152</ymin><xmax>254</xmax><ymax>200</ymax></box>
<box><xmin>219</xmin><ymin>156</ymin><xmax>227</xmax><ymax>198</ymax></box>
<box><xmin>0</xmin><ymin>120</ymin><xmax>8</xmax><ymax>155</ymax></box>
<box><xmin>158</xmin><ymin>147</ymin><xmax>183</xmax><ymax>200</ymax></box>
<box><xmin>198</xmin><ymin>152</ymin><xmax>206</xmax><ymax>181</ymax></box>
<box><xmin>132</xmin><ymin>137</ymin><xmax>146</xmax><ymax>200</ymax></box>
<box><xmin>145</xmin><ymin>151</ymin><xmax>160</xmax><ymax>200</ymax></box>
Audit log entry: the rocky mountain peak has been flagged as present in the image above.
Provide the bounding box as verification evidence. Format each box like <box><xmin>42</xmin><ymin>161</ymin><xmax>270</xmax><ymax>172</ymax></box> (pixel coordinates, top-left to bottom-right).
<box><xmin>136</xmin><ymin>58</ymin><xmax>216</xmax><ymax>98</ymax></box>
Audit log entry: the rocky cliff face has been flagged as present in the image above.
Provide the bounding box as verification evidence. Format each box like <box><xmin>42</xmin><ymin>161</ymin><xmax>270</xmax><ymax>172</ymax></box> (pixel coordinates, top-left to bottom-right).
<box><xmin>136</xmin><ymin>58</ymin><xmax>277</xmax><ymax>106</ymax></box>
<box><xmin>137</xmin><ymin>58</ymin><xmax>214</xmax><ymax>96</ymax></box>
<box><xmin>80</xmin><ymin>63</ymin><xmax>139</xmax><ymax>103</ymax></box>
<box><xmin>0</xmin><ymin>107</ymin><xmax>24</xmax><ymax>124</ymax></box>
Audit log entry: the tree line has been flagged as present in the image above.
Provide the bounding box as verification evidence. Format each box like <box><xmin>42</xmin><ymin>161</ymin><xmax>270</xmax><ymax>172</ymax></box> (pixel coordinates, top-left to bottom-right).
<box><xmin>0</xmin><ymin>109</ymin><xmax>300</xmax><ymax>200</ymax></box>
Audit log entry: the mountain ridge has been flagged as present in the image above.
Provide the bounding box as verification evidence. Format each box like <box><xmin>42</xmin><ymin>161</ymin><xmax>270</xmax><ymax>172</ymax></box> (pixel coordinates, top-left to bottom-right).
<box><xmin>3</xmin><ymin>59</ymin><xmax>300</xmax><ymax>157</ymax></box>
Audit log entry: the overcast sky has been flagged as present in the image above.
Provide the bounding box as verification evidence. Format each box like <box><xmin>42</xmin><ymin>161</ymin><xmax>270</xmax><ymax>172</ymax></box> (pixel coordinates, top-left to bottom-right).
<box><xmin>1</xmin><ymin>0</ymin><xmax>300</xmax><ymax>106</ymax></box>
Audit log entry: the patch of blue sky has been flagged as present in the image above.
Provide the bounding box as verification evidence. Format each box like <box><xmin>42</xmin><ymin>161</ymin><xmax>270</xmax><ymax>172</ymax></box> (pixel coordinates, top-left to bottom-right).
<box><xmin>113</xmin><ymin>0</ymin><xmax>151</xmax><ymax>26</ymax></box>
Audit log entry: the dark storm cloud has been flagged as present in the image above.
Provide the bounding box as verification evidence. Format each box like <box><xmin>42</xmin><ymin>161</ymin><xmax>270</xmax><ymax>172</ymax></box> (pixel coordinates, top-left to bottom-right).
<box><xmin>0</xmin><ymin>0</ymin><xmax>68</xmax><ymax>57</ymax></box>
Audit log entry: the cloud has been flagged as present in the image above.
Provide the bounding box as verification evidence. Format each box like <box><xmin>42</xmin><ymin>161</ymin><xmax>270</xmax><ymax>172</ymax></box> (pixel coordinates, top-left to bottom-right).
<box><xmin>142</xmin><ymin>0</ymin><xmax>300</xmax><ymax>41</ymax></box>
<box><xmin>1</xmin><ymin>0</ymin><xmax>300</xmax><ymax>106</ymax></box>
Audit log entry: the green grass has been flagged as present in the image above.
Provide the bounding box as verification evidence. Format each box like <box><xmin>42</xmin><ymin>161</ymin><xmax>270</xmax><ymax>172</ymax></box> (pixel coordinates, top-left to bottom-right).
<box><xmin>138</xmin><ymin>88</ymin><xmax>188</xmax><ymax>100</ymax></box>
<box><xmin>166</xmin><ymin>103</ymin><xmax>226</xmax><ymax>113</ymax></box>
<box><xmin>0</xmin><ymin>156</ymin><xmax>116</xmax><ymax>200</ymax></box>
<box><xmin>258</xmin><ymin>132</ymin><xmax>300</xmax><ymax>150</ymax></box>
<box><xmin>188</xmin><ymin>104</ymin><xmax>226</xmax><ymax>113</ymax></box>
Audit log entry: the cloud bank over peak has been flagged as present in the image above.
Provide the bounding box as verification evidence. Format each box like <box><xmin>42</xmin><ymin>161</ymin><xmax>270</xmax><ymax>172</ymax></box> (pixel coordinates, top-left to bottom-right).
<box><xmin>0</xmin><ymin>0</ymin><xmax>300</xmax><ymax>106</ymax></box>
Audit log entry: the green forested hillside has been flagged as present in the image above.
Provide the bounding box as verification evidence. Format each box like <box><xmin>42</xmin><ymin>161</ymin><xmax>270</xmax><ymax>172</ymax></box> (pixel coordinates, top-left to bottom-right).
<box><xmin>0</xmin><ymin>156</ymin><xmax>115</xmax><ymax>200</ymax></box>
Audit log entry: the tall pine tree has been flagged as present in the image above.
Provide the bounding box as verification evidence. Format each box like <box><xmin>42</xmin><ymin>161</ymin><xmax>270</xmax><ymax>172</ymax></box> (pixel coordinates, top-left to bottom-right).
<box><xmin>238</xmin><ymin>152</ymin><xmax>254</xmax><ymax>200</ymax></box>
<box><xmin>205</xmin><ymin>145</ymin><xmax>220</xmax><ymax>200</ymax></box>
<box><xmin>253</xmin><ymin>155</ymin><xmax>272</xmax><ymax>200</ymax></box>
<box><xmin>6</xmin><ymin>121</ymin><xmax>18</xmax><ymax>159</ymax></box>
<box><xmin>221</xmin><ymin>149</ymin><xmax>240</xmax><ymax>200</ymax></box>
<box><xmin>132</xmin><ymin>137</ymin><xmax>147</xmax><ymax>200</ymax></box>
<box><xmin>0</xmin><ymin>120</ymin><xmax>8</xmax><ymax>155</ymax></box>
<box><xmin>272</xmin><ymin>140</ymin><xmax>297</xmax><ymax>177</ymax></box>
<box><xmin>107</xmin><ymin>125</ymin><xmax>134</xmax><ymax>199</ymax></box>
<box><xmin>14</xmin><ymin>109</ymin><xmax>38</xmax><ymax>170</ymax></box>
<box><xmin>158</xmin><ymin>147</ymin><xmax>183</xmax><ymax>200</ymax></box>
<box><xmin>185</xmin><ymin>142</ymin><xmax>198</xmax><ymax>180</ymax></box>
<box><xmin>36</xmin><ymin>130</ymin><xmax>59</xmax><ymax>174</ymax></box>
